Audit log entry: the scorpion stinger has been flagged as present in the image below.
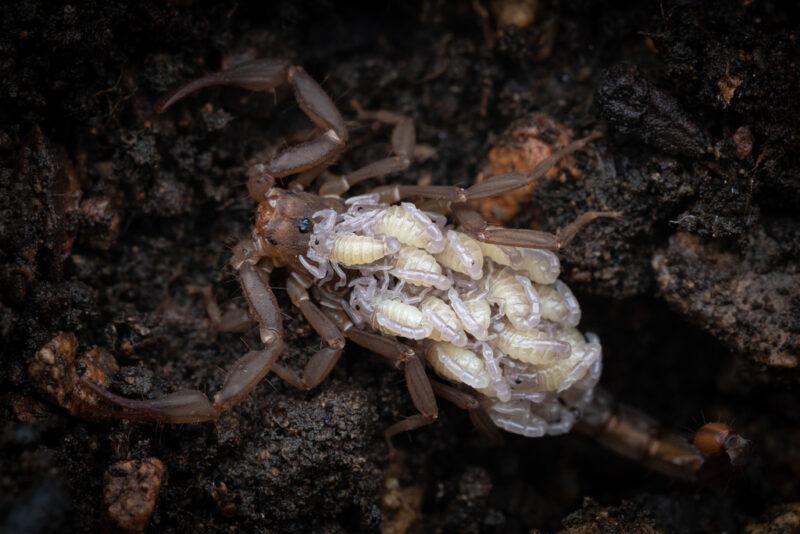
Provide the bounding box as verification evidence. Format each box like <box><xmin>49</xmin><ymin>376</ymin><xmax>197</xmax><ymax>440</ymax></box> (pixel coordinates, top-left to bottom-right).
<box><xmin>575</xmin><ymin>388</ymin><xmax>751</xmax><ymax>485</ymax></box>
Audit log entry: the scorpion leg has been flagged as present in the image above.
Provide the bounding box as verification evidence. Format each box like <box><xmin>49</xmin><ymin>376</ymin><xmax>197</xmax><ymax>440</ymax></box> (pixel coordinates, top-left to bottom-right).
<box><xmin>318</xmin><ymin>303</ymin><xmax>442</xmax><ymax>454</ymax></box>
<box><xmin>462</xmin><ymin>131</ymin><xmax>603</xmax><ymax>200</ymax></box>
<box><xmin>345</xmin><ymin>328</ymin><xmax>438</xmax><ymax>456</ymax></box>
<box><xmin>382</xmin><ymin>355</ymin><xmax>437</xmax><ymax>457</ymax></box>
<box><xmin>370</xmin><ymin>131</ymin><xmax>604</xmax><ymax>206</ymax></box>
<box><xmin>288</xmin><ymin>161</ymin><xmax>330</xmax><ymax>192</ymax></box>
<box><xmin>270</xmin><ymin>276</ymin><xmax>346</xmax><ymax>390</ymax></box>
<box><xmin>454</xmin><ymin>208</ymin><xmax>623</xmax><ymax>250</ymax></box>
<box><xmin>318</xmin><ymin>104</ymin><xmax>415</xmax><ymax>197</ymax></box>
<box><xmin>159</xmin><ymin>59</ymin><xmax>348</xmax><ymax>178</ymax></box>
<box><xmin>190</xmin><ymin>285</ymin><xmax>253</xmax><ymax>333</ymax></box>
<box><xmin>369</xmin><ymin>130</ymin><xmax>621</xmax><ymax>243</ymax></box>
<box><xmin>429</xmin><ymin>379</ymin><xmax>504</xmax><ymax>446</ymax></box>
<box><xmin>212</xmin><ymin>260</ymin><xmax>286</xmax><ymax>412</ymax></box>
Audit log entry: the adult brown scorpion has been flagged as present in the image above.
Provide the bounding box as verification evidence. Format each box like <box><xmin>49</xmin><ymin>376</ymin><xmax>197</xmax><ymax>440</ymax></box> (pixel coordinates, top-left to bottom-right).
<box><xmin>81</xmin><ymin>58</ymin><xmax>748</xmax><ymax>484</ymax></box>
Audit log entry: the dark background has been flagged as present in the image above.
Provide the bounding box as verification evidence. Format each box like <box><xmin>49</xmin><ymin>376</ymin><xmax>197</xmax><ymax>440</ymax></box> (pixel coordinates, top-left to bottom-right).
<box><xmin>1</xmin><ymin>0</ymin><xmax>798</xmax><ymax>532</ymax></box>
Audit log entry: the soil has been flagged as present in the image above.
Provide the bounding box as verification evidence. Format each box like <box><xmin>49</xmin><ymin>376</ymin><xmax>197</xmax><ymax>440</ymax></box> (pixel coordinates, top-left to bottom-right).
<box><xmin>1</xmin><ymin>1</ymin><xmax>798</xmax><ymax>532</ymax></box>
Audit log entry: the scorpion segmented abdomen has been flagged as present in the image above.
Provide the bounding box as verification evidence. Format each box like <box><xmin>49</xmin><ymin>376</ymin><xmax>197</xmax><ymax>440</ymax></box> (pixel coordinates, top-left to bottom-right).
<box><xmin>391</xmin><ymin>246</ymin><xmax>451</xmax><ymax>290</ymax></box>
<box><xmin>372</xmin><ymin>205</ymin><xmax>443</xmax><ymax>252</ymax></box>
<box><xmin>519</xmin><ymin>248</ymin><xmax>561</xmax><ymax>284</ymax></box>
<box><xmin>420</xmin><ymin>295</ymin><xmax>467</xmax><ymax>346</ymax></box>
<box><xmin>483</xmin><ymin>399</ymin><xmax>548</xmax><ymax>438</ymax></box>
<box><xmin>525</xmin><ymin>326</ymin><xmax>600</xmax><ymax>393</ymax></box>
<box><xmin>464</xmin><ymin>296</ymin><xmax>491</xmax><ymax>333</ymax></box>
<box><xmin>447</xmin><ymin>288</ymin><xmax>490</xmax><ymax>340</ymax></box>
<box><xmin>332</xmin><ymin>233</ymin><xmax>399</xmax><ymax>266</ymax></box>
<box><xmin>435</xmin><ymin>230</ymin><xmax>484</xmax><ymax>279</ymax></box>
<box><xmin>536</xmin><ymin>280</ymin><xmax>581</xmax><ymax>327</ymax></box>
<box><xmin>488</xmin><ymin>267</ymin><xmax>541</xmax><ymax>330</ymax></box>
<box><xmin>493</xmin><ymin>321</ymin><xmax>571</xmax><ymax>365</ymax></box>
<box><xmin>424</xmin><ymin>341</ymin><xmax>490</xmax><ymax>389</ymax></box>
<box><xmin>372</xmin><ymin>297</ymin><xmax>431</xmax><ymax>340</ymax></box>
<box><xmin>478</xmin><ymin>242</ymin><xmax>522</xmax><ymax>269</ymax></box>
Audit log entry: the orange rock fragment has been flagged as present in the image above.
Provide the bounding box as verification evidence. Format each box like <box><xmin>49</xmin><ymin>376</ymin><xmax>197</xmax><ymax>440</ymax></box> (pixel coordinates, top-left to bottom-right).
<box><xmin>104</xmin><ymin>458</ymin><xmax>165</xmax><ymax>534</ymax></box>
<box><xmin>28</xmin><ymin>333</ymin><xmax>119</xmax><ymax>418</ymax></box>
<box><xmin>472</xmin><ymin>113</ymin><xmax>583</xmax><ymax>224</ymax></box>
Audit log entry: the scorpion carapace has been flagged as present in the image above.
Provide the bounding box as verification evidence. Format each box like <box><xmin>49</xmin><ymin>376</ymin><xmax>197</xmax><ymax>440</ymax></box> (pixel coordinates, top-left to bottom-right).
<box><xmin>249</xmin><ymin>186</ymin><xmax>345</xmax><ymax>274</ymax></box>
<box><xmin>80</xmin><ymin>57</ymin><xmax>747</xmax><ymax>483</ymax></box>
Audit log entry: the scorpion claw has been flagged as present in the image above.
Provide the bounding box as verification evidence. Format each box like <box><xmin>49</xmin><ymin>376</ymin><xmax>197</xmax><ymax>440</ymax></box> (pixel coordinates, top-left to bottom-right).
<box><xmin>158</xmin><ymin>59</ymin><xmax>292</xmax><ymax>113</ymax></box>
<box><xmin>81</xmin><ymin>379</ymin><xmax>218</xmax><ymax>423</ymax></box>
<box><xmin>214</xmin><ymin>344</ymin><xmax>283</xmax><ymax>411</ymax></box>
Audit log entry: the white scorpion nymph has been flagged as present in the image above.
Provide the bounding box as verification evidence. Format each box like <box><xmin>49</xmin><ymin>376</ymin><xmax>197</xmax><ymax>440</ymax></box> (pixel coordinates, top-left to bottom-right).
<box><xmin>371</xmin><ymin>203</ymin><xmax>446</xmax><ymax>253</ymax></box>
<box><xmin>435</xmin><ymin>230</ymin><xmax>484</xmax><ymax>280</ymax></box>
<box><xmin>487</xmin><ymin>267</ymin><xmax>542</xmax><ymax>330</ymax></box>
<box><xmin>419</xmin><ymin>295</ymin><xmax>468</xmax><ymax>346</ymax></box>
<box><xmin>391</xmin><ymin>246</ymin><xmax>451</xmax><ymax>290</ymax></box>
<box><xmin>425</xmin><ymin>341</ymin><xmax>490</xmax><ymax>390</ymax></box>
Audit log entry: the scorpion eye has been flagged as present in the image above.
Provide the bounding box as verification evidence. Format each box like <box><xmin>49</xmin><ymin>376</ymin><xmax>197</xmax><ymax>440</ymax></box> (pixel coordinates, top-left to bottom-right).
<box><xmin>296</xmin><ymin>217</ymin><xmax>312</xmax><ymax>233</ymax></box>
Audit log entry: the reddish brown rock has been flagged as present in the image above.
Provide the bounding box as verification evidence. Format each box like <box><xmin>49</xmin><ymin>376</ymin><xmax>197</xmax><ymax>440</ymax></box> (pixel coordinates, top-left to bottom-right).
<box><xmin>471</xmin><ymin>113</ymin><xmax>583</xmax><ymax>224</ymax></box>
<box><xmin>104</xmin><ymin>458</ymin><xmax>165</xmax><ymax>534</ymax></box>
<box><xmin>28</xmin><ymin>334</ymin><xmax>119</xmax><ymax>418</ymax></box>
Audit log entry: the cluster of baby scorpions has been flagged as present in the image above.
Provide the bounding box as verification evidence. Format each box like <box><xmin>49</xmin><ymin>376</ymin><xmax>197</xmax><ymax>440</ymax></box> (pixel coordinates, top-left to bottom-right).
<box><xmin>82</xmin><ymin>58</ymin><xmax>748</xmax><ymax>483</ymax></box>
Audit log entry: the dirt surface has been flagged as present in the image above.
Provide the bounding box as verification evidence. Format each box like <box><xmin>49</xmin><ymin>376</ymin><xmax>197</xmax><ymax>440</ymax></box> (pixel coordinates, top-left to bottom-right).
<box><xmin>1</xmin><ymin>1</ymin><xmax>799</xmax><ymax>532</ymax></box>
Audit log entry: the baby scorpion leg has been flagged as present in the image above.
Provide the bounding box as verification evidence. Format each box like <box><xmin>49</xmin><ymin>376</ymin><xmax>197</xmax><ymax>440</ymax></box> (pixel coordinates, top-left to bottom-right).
<box><xmin>269</xmin><ymin>275</ymin><xmax>345</xmax><ymax>390</ymax></box>
<box><xmin>159</xmin><ymin>59</ymin><xmax>348</xmax><ymax>178</ymax></box>
<box><xmin>318</xmin><ymin>103</ymin><xmax>415</xmax><ymax>197</ymax></box>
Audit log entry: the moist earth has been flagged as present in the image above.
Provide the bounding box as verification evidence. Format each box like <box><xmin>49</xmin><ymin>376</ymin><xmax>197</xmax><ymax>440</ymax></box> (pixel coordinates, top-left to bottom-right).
<box><xmin>1</xmin><ymin>1</ymin><xmax>798</xmax><ymax>532</ymax></box>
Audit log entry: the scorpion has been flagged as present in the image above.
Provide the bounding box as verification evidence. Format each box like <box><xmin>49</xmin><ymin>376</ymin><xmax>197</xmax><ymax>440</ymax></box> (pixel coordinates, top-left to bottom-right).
<box><xmin>81</xmin><ymin>58</ymin><xmax>748</xmax><ymax>484</ymax></box>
